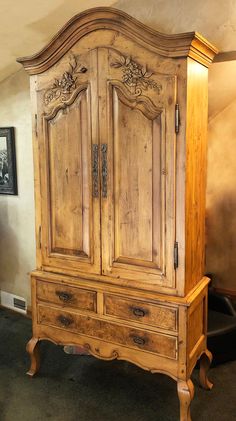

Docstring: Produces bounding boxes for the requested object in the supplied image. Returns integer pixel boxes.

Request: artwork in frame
[0,127,17,195]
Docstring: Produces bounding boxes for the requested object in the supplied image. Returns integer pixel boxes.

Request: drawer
[38,304,177,360]
[36,280,97,312]
[104,294,177,332]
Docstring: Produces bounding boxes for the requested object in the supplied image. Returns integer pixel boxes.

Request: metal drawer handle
[133,307,146,318]
[57,315,73,327]
[132,336,146,346]
[56,291,73,302]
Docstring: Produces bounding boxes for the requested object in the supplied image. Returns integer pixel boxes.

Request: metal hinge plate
[174,241,178,269]
[34,114,38,137]
[38,225,42,249]
[175,104,180,133]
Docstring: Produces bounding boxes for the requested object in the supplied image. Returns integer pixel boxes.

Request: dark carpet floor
[0,307,235,421]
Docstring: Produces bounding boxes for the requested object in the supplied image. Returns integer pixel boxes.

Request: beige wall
[2,0,236,83]
[206,68,236,292]
[0,70,35,305]
[0,2,236,305]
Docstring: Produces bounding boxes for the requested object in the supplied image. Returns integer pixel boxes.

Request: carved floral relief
[44,54,87,105]
[111,55,162,96]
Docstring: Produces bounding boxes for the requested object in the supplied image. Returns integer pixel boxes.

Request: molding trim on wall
[213,51,236,62]
[214,287,236,299]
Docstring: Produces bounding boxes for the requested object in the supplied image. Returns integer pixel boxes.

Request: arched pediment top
[17,7,218,74]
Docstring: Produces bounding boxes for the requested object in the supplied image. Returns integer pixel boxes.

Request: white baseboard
[0,290,27,314]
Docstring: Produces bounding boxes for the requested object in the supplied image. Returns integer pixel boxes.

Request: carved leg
[26,337,40,377]
[199,349,213,390]
[177,379,194,421]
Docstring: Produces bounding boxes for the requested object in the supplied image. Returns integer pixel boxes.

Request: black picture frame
[0,127,17,195]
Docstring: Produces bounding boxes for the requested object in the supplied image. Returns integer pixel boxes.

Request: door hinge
[175,104,180,134]
[174,241,178,269]
[38,225,42,249]
[34,114,38,137]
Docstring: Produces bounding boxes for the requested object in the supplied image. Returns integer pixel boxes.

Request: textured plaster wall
[0,1,236,304]
[206,77,236,292]
[2,0,236,83]
[0,70,35,305]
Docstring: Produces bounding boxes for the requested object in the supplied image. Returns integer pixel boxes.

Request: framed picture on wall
[0,127,17,195]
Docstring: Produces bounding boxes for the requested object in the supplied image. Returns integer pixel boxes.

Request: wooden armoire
[17,8,218,421]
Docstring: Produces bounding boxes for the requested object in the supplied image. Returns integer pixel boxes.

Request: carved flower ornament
[44,54,87,105]
[111,55,162,96]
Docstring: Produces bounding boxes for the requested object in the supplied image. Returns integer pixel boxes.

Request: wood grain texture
[101,47,176,288]
[30,76,42,270]
[185,58,209,295]
[26,337,40,377]
[186,285,209,378]
[16,7,218,74]
[47,90,90,257]
[199,350,213,390]
[177,379,195,421]
[32,270,210,307]
[18,8,217,420]
[38,304,177,359]
[188,300,204,357]
[38,49,101,276]
[104,294,177,331]
[36,280,97,312]
[31,324,180,380]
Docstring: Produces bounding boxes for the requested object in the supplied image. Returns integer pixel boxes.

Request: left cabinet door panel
[37,50,101,275]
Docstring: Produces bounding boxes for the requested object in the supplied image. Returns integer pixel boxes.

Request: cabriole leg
[26,337,40,377]
[177,379,194,421]
[199,349,213,390]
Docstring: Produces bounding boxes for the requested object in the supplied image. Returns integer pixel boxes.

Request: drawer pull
[57,315,73,327]
[132,336,146,346]
[56,291,73,302]
[133,307,146,318]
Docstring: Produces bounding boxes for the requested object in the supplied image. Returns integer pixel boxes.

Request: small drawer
[104,294,177,331]
[36,280,96,312]
[38,305,177,360]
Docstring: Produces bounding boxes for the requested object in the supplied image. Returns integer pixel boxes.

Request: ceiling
[209,60,236,119]
[0,0,113,83]
[1,0,236,118]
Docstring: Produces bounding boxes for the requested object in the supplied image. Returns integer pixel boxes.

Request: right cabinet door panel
[100,48,177,289]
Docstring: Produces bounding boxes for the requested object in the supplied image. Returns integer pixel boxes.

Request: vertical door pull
[92,144,99,197]
[101,144,108,198]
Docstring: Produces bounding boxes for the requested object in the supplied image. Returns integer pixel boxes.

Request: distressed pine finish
[104,294,178,331]
[17,7,218,421]
[36,281,97,312]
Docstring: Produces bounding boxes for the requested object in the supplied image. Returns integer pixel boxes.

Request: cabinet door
[99,48,176,289]
[38,50,101,275]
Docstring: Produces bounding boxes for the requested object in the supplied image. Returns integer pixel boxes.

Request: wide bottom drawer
[38,304,177,360]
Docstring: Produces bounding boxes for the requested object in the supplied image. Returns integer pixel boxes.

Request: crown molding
[17,7,218,74]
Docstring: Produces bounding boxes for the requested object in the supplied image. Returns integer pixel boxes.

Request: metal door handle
[92,144,99,197]
[101,144,108,198]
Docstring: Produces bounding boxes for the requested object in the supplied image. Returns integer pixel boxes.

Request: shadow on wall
[0,201,19,294]
[206,191,236,291]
